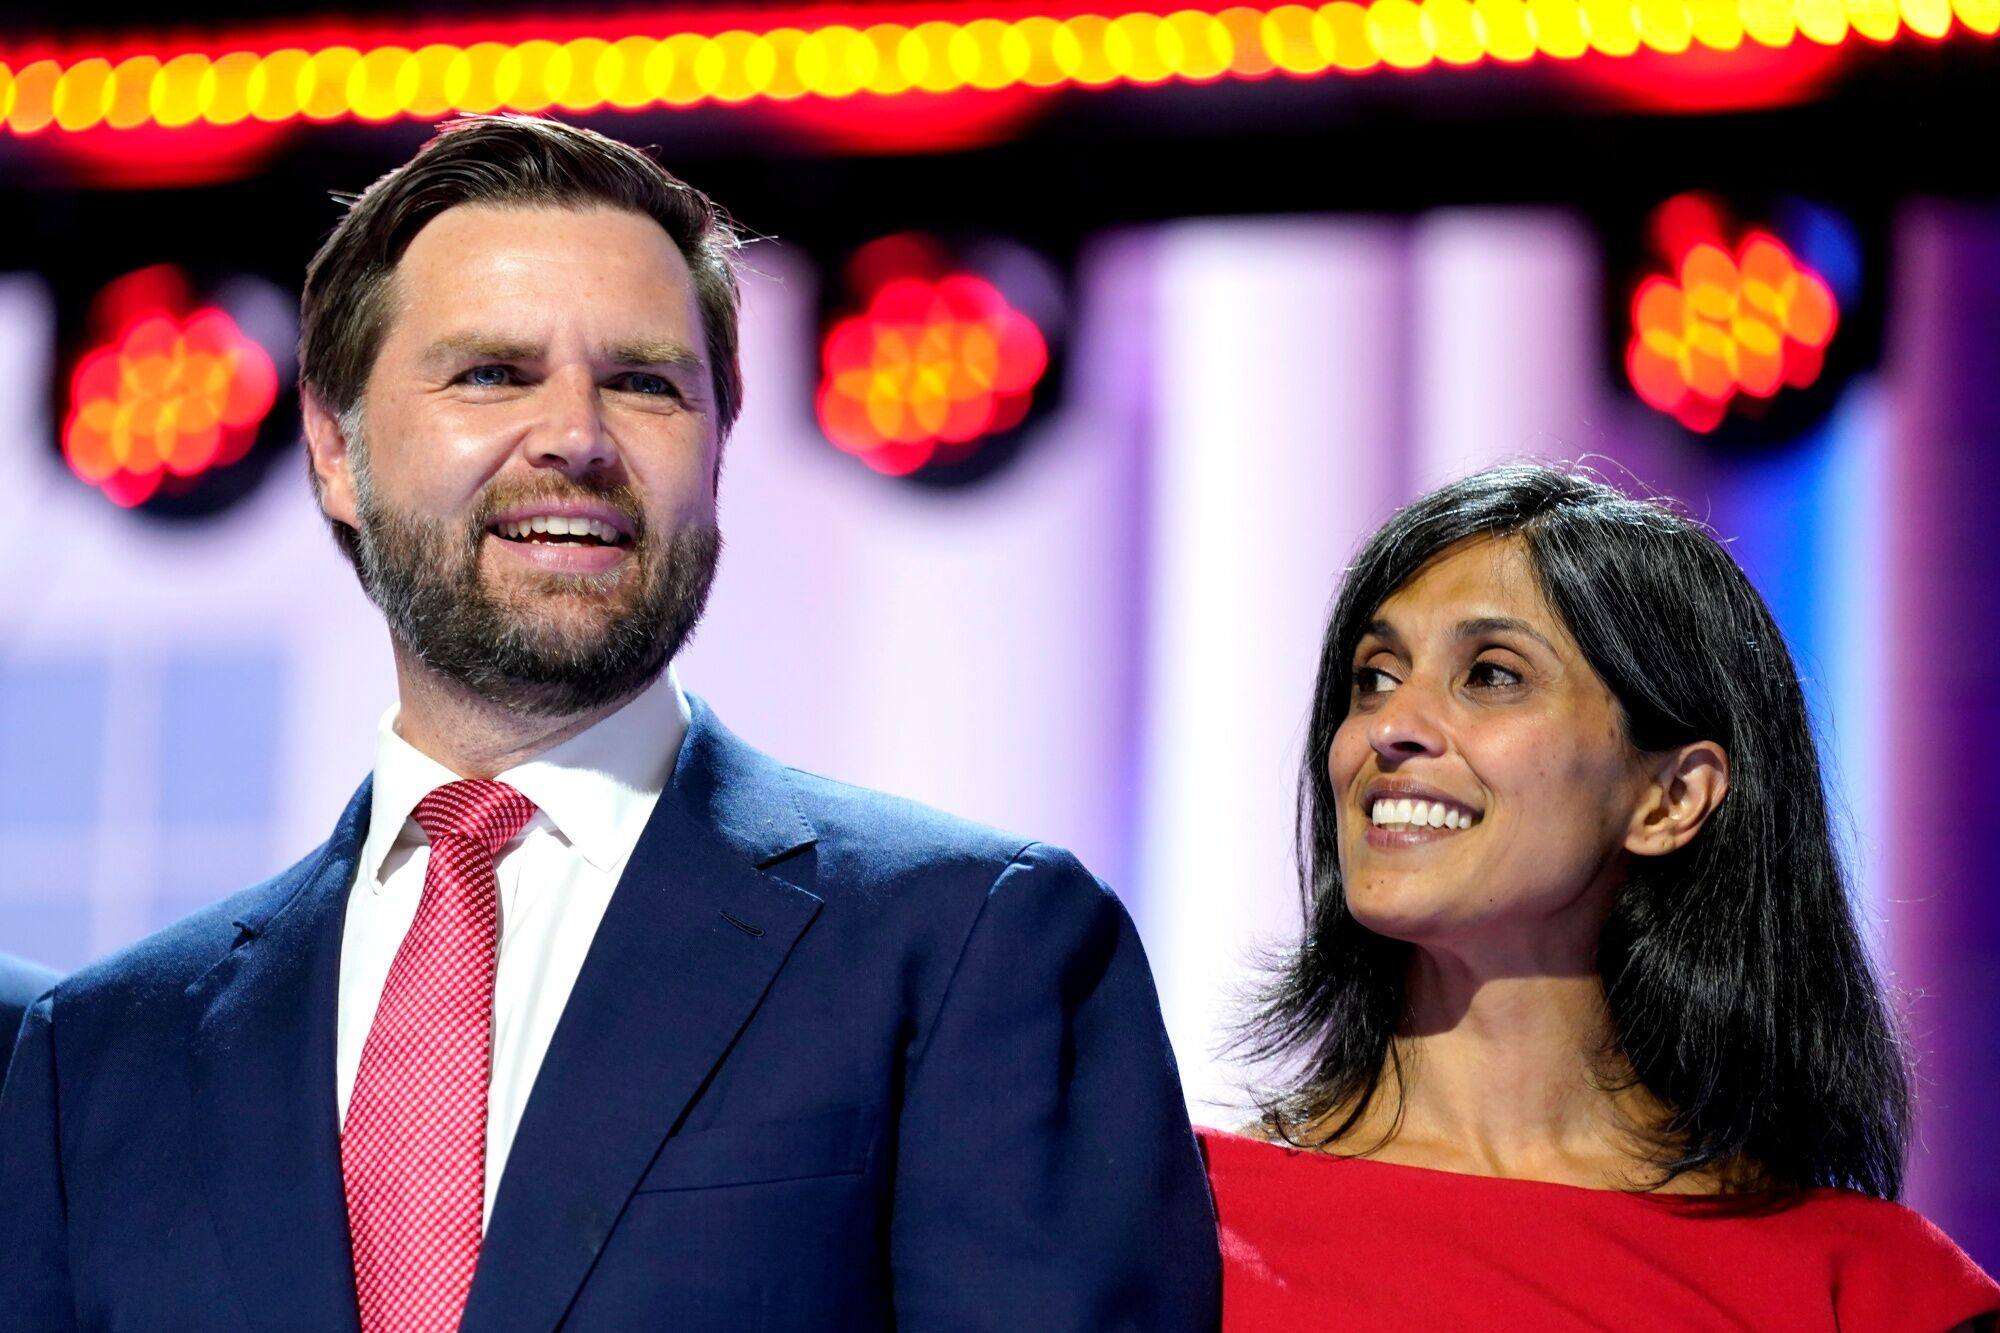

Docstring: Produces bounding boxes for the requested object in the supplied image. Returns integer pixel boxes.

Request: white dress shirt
[336,668,690,1229]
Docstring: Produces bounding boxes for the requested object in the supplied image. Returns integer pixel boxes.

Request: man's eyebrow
[417,334,706,373]
[420,333,541,367]
[1455,615,1557,652]
[605,339,706,372]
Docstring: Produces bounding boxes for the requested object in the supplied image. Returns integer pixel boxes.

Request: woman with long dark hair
[1199,464,1999,1328]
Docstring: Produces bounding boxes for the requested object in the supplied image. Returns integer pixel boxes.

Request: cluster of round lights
[4,0,1996,134]
[64,307,279,507]
[817,274,1049,476]
[1626,231,1837,432]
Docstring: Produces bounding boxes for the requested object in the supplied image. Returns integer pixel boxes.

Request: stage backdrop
[4,204,1994,1262]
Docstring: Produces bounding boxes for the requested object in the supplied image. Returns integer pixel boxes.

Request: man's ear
[300,386,362,531]
[1625,741,1730,858]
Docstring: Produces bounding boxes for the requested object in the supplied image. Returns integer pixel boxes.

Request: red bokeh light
[1626,205,1837,433]
[63,272,279,507]
[816,267,1048,476]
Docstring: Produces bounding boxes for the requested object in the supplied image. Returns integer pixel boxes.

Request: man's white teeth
[494,516,624,543]
[1369,798,1476,831]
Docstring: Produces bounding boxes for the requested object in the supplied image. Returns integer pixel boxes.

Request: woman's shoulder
[1760,1189,2000,1325]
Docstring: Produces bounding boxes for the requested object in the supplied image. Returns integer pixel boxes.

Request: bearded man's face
[311,203,727,714]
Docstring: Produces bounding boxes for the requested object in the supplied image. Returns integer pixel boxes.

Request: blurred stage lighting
[817,234,1054,480]
[3,0,1995,140]
[62,265,281,508]
[1625,193,1839,434]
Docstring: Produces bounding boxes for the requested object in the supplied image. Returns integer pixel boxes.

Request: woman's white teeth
[1369,798,1475,831]
[495,516,624,543]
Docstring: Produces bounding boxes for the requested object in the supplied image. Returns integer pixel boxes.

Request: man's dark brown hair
[298,114,744,564]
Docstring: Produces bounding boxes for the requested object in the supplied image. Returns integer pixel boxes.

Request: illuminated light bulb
[451,42,508,113]
[151,53,210,129]
[1526,0,1594,53]
[1263,5,1334,73]
[1953,0,2000,34]
[949,19,1009,88]
[247,49,310,122]
[1220,6,1283,73]
[1062,15,1122,85]
[493,39,558,112]
[1898,0,1955,34]
[1627,339,1689,411]
[907,21,963,92]
[1730,315,1785,396]
[54,58,112,132]
[549,38,607,111]
[1580,0,1644,53]
[1318,2,1383,67]
[1633,276,1688,335]
[1781,272,1837,346]
[300,47,361,121]
[101,55,158,128]
[1794,0,1852,40]
[1636,0,1699,50]
[1686,0,1747,49]
[1680,243,1741,319]
[403,43,459,117]
[1368,0,1438,66]
[1739,0,1802,43]
[200,51,260,126]
[1844,0,1905,37]
[1423,0,1489,64]
[1005,16,1064,86]
[8,59,60,135]
[596,36,650,108]
[1167,11,1234,78]
[348,46,415,122]
[1109,12,1177,82]
[860,24,915,94]
[799,25,873,96]
[1475,0,1542,61]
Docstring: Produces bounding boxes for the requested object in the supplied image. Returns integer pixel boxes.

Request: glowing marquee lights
[1625,208,1838,433]
[64,287,280,508]
[817,272,1049,476]
[2,0,1996,137]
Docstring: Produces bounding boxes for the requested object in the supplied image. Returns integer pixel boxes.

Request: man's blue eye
[624,373,674,396]
[463,365,513,387]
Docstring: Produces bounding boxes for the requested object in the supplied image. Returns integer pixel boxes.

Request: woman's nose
[1368,681,1447,760]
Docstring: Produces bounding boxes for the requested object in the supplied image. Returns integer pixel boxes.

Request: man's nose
[529,367,617,475]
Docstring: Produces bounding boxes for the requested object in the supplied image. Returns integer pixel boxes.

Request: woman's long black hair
[1238,463,1910,1197]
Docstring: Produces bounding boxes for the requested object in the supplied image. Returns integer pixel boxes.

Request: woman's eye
[1354,666,1399,695]
[1468,660,1523,689]
[459,364,516,388]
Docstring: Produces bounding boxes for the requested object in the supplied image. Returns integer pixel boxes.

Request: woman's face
[1328,534,1656,965]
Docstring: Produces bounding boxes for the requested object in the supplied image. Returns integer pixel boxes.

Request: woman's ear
[300,386,362,531]
[1625,741,1730,858]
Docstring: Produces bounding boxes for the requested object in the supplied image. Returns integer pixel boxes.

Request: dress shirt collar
[359,667,691,889]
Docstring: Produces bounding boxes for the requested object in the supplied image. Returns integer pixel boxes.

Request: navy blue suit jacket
[0,952,57,1070]
[0,697,1219,1330]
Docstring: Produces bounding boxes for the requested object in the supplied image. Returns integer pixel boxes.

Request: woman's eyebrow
[1455,615,1556,653]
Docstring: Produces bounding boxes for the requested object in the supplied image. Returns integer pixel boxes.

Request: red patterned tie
[343,779,537,1333]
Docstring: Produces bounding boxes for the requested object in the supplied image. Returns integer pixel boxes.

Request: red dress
[1198,1126,2000,1331]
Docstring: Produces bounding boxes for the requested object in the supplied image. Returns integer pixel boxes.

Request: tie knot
[411,779,537,856]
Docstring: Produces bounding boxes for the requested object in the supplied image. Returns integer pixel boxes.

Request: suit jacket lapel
[461,698,822,1333]
[186,780,370,1333]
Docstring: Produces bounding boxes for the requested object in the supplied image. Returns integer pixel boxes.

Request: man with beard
[0,117,1218,1331]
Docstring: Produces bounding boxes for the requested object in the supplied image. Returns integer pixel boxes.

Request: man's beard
[351,460,720,719]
